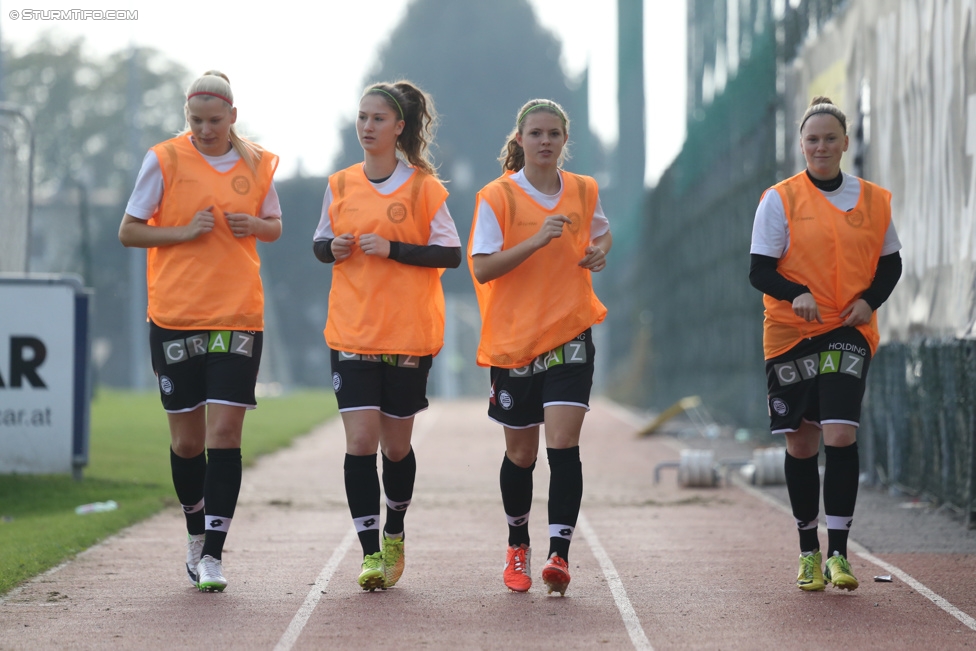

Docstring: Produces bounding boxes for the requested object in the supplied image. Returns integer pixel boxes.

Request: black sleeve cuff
[388,242,462,269]
[313,239,335,264]
[860,252,902,310]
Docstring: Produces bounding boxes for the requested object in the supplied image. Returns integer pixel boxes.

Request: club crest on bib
[387,201,407,223]
[231,175,251,195]
[566,212,581,233]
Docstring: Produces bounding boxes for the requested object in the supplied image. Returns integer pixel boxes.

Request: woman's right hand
[792,292,824,324]
[533,214,571,248]
[331,233,356,261]
[185,206,215,241]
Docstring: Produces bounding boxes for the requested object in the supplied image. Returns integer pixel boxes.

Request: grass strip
[0,388,335,595]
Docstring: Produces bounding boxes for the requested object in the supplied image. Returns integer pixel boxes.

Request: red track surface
[2,399,974,650]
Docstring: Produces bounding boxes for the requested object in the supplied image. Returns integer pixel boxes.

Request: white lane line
[850,543,976,631]
[274,527,356,651]
[578,511,654,651]
[275,410,441,651]
[733,477,976,631]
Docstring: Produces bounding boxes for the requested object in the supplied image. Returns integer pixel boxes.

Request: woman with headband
[749,96,902,591]
[468,99,611,596]
[313,80,461,591]
[119,70,282,592]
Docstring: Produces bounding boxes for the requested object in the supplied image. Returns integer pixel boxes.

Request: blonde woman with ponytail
[119,70,281,593]
[468,99,612,596]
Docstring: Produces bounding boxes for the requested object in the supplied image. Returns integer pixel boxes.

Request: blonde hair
[498,99,571,172]
[362,81,440,178]
[182,70,263,173]
[799,95,848,134]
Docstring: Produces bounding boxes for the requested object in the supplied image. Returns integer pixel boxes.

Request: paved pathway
[2,399,975,650]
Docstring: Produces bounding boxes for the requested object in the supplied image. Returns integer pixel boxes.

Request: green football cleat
[358,551,386,592]
[796,550,825,591]
[382,535,405,587]
[825,552,859,590]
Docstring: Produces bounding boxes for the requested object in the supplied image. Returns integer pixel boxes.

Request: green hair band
[517,102,563,126]
[370,87,404,119]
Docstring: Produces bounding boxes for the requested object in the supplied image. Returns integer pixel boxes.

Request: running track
[2,399,975,650]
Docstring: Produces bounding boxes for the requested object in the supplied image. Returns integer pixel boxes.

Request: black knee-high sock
[344,453,381,556]
[171,448,206,535]
[382,448,416,537]
[201,447,242,560]
[500,455,535,547]
[547,446,582,562]
[823,442,859,558]
[784,450,821,553]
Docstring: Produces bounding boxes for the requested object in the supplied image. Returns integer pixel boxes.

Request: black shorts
[149,321,263,413]
[765,327,872,434]
[487,329,595,428]
[330,349,433,418]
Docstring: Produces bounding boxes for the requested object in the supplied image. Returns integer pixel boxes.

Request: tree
[2,35,191,196]
[1,36,192,388]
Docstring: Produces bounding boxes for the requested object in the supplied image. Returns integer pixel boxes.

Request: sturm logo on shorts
[771,398,789,416]
[498,390,514,410]
[332,372,342,392]
[159,376,174,395]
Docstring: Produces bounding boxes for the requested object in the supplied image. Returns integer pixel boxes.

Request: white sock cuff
[506,511,530,528]
[205,515,232,533]
[182,498,205,514]
[825,514,853,530]
[385,497,411,512]
[795,517,819,531]
[549,524,574,541]
[353,515,381,532]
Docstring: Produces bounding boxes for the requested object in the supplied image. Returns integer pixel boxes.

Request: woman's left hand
[840,298,873,326]
[359,233,391,258]
[579,245,607,272]
[225,212,258,238]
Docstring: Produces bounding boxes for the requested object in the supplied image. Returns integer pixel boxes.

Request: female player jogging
[312,81,461,591]
[468,98,611,596]
[119,70,281,592]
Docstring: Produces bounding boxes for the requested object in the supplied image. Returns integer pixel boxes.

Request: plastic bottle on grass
[75,501,118,515]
